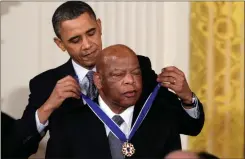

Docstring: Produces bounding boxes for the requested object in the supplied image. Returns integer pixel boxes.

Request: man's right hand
[37,75,81,124]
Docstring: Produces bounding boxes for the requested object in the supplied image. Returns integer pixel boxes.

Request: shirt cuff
[35,110,49,135]
[181,96,200,119]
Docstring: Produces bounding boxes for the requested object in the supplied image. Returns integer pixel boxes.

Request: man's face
[55,12,102,69]
[101,54,142,108]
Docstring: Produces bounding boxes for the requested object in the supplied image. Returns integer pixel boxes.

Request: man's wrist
[35,110,49,134]
[41,102,56,112]
[38,104,54,124]
[181,92,196,107]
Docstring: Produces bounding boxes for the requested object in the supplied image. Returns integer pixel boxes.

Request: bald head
[96,44,137,73]
[93,44,142,114]
[165,150,199,159]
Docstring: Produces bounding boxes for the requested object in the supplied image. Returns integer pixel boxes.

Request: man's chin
[83,62,96,69]
[121,101,137,108]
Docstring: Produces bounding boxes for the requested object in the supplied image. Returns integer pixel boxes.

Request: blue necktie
[85,71,97,100]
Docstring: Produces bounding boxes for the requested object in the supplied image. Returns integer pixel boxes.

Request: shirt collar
[98,95,134,127]
[71,59,96,81]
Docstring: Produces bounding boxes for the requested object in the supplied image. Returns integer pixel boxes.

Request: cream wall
[1,2,190,158]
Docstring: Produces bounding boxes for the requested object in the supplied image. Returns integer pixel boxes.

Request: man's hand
[38,75,81,124]
[157,66,193,104]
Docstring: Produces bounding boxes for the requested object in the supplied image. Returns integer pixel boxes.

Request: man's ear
[96,18,102,36]
[93,72,102,89]
[54,37,66,52]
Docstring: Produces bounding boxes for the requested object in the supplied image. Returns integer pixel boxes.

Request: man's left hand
[157,66,193,104]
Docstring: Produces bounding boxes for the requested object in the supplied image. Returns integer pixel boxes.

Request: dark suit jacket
[1,112,15,138]
[46,95,183,159]
[2,112,16,158]
[5,56,205,159]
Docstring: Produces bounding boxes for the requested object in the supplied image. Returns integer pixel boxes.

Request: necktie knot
[86,71,95,83]
[112,115,124,126]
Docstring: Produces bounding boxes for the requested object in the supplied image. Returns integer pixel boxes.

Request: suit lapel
[132,87,150,126]
[57,58,77,79]
[83,98,112,158]
[88,112,111,158]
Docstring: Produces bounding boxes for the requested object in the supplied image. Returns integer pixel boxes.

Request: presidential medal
[122,142,135,157]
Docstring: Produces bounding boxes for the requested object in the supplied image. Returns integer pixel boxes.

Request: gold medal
[122,142,135,157]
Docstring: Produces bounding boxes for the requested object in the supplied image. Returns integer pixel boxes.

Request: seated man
[47,44,184,159]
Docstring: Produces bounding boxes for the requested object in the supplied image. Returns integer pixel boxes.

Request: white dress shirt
[35,59,200,134]
[98,95,134,137]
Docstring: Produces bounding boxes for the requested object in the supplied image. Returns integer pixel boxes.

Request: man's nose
[82,36,92,50]
[124,74,135,85]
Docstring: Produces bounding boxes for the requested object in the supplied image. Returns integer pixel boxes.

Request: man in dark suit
[1,112,15,138]
[6,1,204,158]
[2,112,16,158]
[47,44,183,158]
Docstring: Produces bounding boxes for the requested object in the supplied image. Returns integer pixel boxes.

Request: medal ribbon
[80,83,161,142]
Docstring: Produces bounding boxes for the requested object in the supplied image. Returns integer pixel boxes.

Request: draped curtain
[188,2,244,158]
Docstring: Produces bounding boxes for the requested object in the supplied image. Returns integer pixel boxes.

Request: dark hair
[198,152,219,159]
[52,1,96,39]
